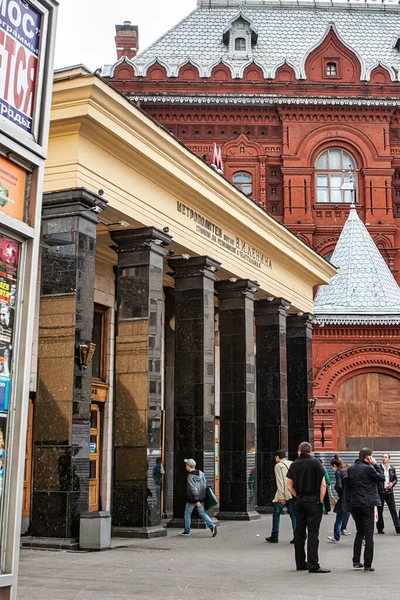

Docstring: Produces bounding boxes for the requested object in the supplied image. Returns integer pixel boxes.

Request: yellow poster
[0,157,26,222]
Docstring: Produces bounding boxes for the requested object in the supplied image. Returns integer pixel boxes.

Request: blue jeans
[272,499,296,537]
[184,502,214,533]
[333,512,345,541]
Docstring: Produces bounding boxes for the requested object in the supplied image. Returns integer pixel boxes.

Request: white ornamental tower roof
[314,206,400,325]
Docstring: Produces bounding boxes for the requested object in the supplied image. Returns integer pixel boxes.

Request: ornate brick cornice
[128,94,400,110]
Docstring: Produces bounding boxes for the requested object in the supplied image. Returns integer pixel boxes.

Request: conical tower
[314,206,400,325]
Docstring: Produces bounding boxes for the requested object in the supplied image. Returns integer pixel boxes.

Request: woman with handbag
[327,455,351,543]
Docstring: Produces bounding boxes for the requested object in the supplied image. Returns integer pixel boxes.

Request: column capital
[110,226,172,255]
[287,312,314,331]
[167,256,221,280]
[216,279,259,300]
[255,297,291,316]
[42,188,107,223]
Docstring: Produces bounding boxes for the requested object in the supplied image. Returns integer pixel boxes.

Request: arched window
[233,172,252,195]
[316,149,356,203]
[323,250,334,263]
[235,37,247,52]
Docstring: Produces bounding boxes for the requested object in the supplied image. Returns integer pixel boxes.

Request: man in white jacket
[266,450,296,543]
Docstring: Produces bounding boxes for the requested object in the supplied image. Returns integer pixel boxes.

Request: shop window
[92,307,106,381]
[235,37,247,52]
[233,172,252,196]
[326,62,337,76]
[316,149,356,203]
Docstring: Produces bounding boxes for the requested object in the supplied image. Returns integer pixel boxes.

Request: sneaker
[327,536,339,544]
[377,530,385,534]
[211,525,218,538]
[353,562,364,569]
[179,531,191,536]
[341,530,351,536]
[265,536,278,543]
[364,567,375,572]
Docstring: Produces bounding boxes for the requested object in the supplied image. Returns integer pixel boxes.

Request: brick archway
[313,346,400,450]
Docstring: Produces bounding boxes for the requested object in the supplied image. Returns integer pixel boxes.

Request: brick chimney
[115,21,139,60]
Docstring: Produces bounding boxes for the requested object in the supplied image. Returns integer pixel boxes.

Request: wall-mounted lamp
[79,343,96,369]
[308,397,317,412]
[229,277,238,283]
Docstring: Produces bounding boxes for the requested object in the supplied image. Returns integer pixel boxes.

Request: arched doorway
[336,373,400,451]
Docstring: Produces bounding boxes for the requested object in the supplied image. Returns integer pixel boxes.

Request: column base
[216,511,261,521]
[111,525,167,539]
[21,536,79,550]
[256,506,274,515]
[166,517,219,529]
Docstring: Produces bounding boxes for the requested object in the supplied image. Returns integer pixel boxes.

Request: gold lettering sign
[176,201,272,271]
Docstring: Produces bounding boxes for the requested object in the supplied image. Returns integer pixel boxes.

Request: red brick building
[104,0,400,451]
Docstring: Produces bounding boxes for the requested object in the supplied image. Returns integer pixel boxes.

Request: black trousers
[294,497,323,571]
[377,492,400,533]
[352,506,375,568]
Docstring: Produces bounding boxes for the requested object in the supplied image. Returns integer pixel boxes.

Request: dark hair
[275,449,286,459]
[298,441,312,454]
[330,454,346,470]
[359,447,373,461]
[382,453,391,459]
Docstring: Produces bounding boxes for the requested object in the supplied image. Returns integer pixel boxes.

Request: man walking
[266,450,296,544]
[347,448,385,572]
[376,453,400,534]
[180,458,217,537]
[287,442,330,573]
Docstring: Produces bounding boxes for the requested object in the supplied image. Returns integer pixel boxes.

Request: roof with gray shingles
[104,0,400,81]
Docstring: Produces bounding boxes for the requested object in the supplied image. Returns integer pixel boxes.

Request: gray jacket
[187,469,207,503]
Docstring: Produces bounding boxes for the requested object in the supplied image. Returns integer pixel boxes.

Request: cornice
[50,70,337,287]
[128,94,400,109]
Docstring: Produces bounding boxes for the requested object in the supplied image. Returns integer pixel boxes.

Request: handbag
[204,486,218,512]
[328,486,337,507]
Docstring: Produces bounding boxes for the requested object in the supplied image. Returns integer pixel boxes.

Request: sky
[54,0,197,71]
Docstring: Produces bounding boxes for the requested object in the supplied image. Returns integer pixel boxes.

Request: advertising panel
[0,234,19,553]
[0,156,26,221]
[0,0,42,134]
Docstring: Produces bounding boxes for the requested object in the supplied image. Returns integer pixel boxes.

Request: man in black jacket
[377,453,400,534]
[180,458,217,537]
[287,442,330,574]
[347,448,385,572]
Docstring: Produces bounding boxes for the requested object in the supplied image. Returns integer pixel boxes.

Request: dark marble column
[255,298,290,512]
[216,280,260,521]
[110,227,171,538]
[163,286,175,518]
[31,189,106,544]
[287,313,314,459]
[167,257,220,528]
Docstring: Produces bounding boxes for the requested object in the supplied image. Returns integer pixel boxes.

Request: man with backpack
[180,458,218,537]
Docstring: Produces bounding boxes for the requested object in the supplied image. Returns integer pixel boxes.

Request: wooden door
[89,404,101,512]
[336,373,400,450]
[22,399,33,519]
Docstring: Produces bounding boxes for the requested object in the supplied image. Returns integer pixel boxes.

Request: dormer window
[235,37,247,52]
[222,13,258,60]
[326,62,337,76]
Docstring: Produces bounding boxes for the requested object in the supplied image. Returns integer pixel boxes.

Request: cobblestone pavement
[18,513,400,600]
